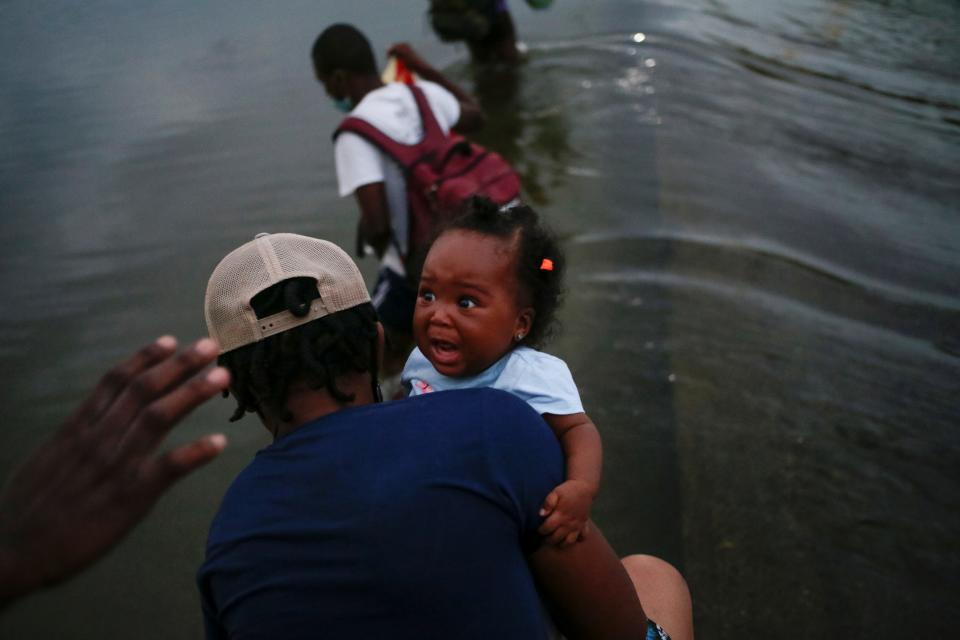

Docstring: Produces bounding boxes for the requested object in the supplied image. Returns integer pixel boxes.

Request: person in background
[428,0,555,64]
[311,24,485,385]
[0,337,230,608]
[198,232,693,639]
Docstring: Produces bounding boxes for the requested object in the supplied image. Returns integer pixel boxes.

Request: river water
[1,1,957,637]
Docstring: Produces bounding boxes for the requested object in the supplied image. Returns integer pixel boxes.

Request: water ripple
[570,230,960,357]
[573,229,960,311]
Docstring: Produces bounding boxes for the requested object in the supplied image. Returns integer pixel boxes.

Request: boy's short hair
[311,24,377,78]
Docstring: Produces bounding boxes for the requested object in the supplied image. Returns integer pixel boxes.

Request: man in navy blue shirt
[198,233,692,639]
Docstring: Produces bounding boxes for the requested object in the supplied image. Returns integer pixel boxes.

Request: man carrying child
[196,231,693,639]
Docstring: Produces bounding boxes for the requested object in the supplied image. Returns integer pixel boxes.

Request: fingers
[118,364,230,460]
[539,490,559,517]
[539,504,590,547]
[141,433,227,498]
[542,523,583,548]
[538,509,564,536]
[98,339,220,446]
[546,525,574,547]
[62,336,178,435]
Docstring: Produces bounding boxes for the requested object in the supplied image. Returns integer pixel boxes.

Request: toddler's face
[414,230,533,378]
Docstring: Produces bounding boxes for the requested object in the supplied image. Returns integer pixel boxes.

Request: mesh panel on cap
[205,243,271,352]
[267,234,369,312]
[205,233,370,354]
[273,235,367,310]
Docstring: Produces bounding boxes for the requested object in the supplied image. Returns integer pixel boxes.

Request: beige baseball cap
[204,233,370,354]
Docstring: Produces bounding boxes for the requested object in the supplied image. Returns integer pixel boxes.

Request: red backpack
[333,84,521,276]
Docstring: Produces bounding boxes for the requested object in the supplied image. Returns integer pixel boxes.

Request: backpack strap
[332,84,450,169]
[406,83,448,149]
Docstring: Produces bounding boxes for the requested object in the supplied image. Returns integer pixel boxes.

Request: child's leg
[621,555,694,640]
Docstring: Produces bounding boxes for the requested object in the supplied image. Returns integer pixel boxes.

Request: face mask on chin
[332,96,354,113]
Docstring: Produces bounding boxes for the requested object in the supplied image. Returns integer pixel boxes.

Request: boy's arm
[529,523,648,639]
[540,412,603,545]
[353,182,392,259]
[335,131,392,260]
[387,42,486,133]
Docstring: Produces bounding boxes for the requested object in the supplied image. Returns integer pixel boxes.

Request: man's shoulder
[403,386,541,418]
[396,389,562,484]
[395,388,551,439]
[213,390,555,507]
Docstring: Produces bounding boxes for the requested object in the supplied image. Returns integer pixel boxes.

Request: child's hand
[538,480,596,547]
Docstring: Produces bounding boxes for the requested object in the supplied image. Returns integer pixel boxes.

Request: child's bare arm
[538,412,603,547]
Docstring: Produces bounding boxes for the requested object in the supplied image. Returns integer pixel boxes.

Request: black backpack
[428,0,498,42]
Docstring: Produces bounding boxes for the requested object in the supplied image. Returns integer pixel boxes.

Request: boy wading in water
[402,197,601,545]
[311,24,485,383]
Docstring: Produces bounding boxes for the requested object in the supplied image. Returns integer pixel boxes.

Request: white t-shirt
[334,81,461,271]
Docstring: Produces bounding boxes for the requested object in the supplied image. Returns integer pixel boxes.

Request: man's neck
[264,373,377,440]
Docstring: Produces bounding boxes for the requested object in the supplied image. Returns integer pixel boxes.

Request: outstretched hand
[0,337,230,606]
[538,479,596,547]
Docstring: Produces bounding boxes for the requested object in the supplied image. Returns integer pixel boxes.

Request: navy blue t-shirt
[197,388,564,639]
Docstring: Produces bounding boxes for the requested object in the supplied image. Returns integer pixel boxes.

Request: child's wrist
[566,478,599,497]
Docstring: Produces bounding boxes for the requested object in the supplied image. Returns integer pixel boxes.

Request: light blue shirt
[402,346,584,416]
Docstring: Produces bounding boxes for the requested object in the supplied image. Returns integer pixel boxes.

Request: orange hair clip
[540,258,554,271]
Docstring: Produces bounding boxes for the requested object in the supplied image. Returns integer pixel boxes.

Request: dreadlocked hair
[218,277,379,423]
[441,196,566,348]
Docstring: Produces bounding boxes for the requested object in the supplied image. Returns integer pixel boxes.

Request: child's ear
[515,308,535,338]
